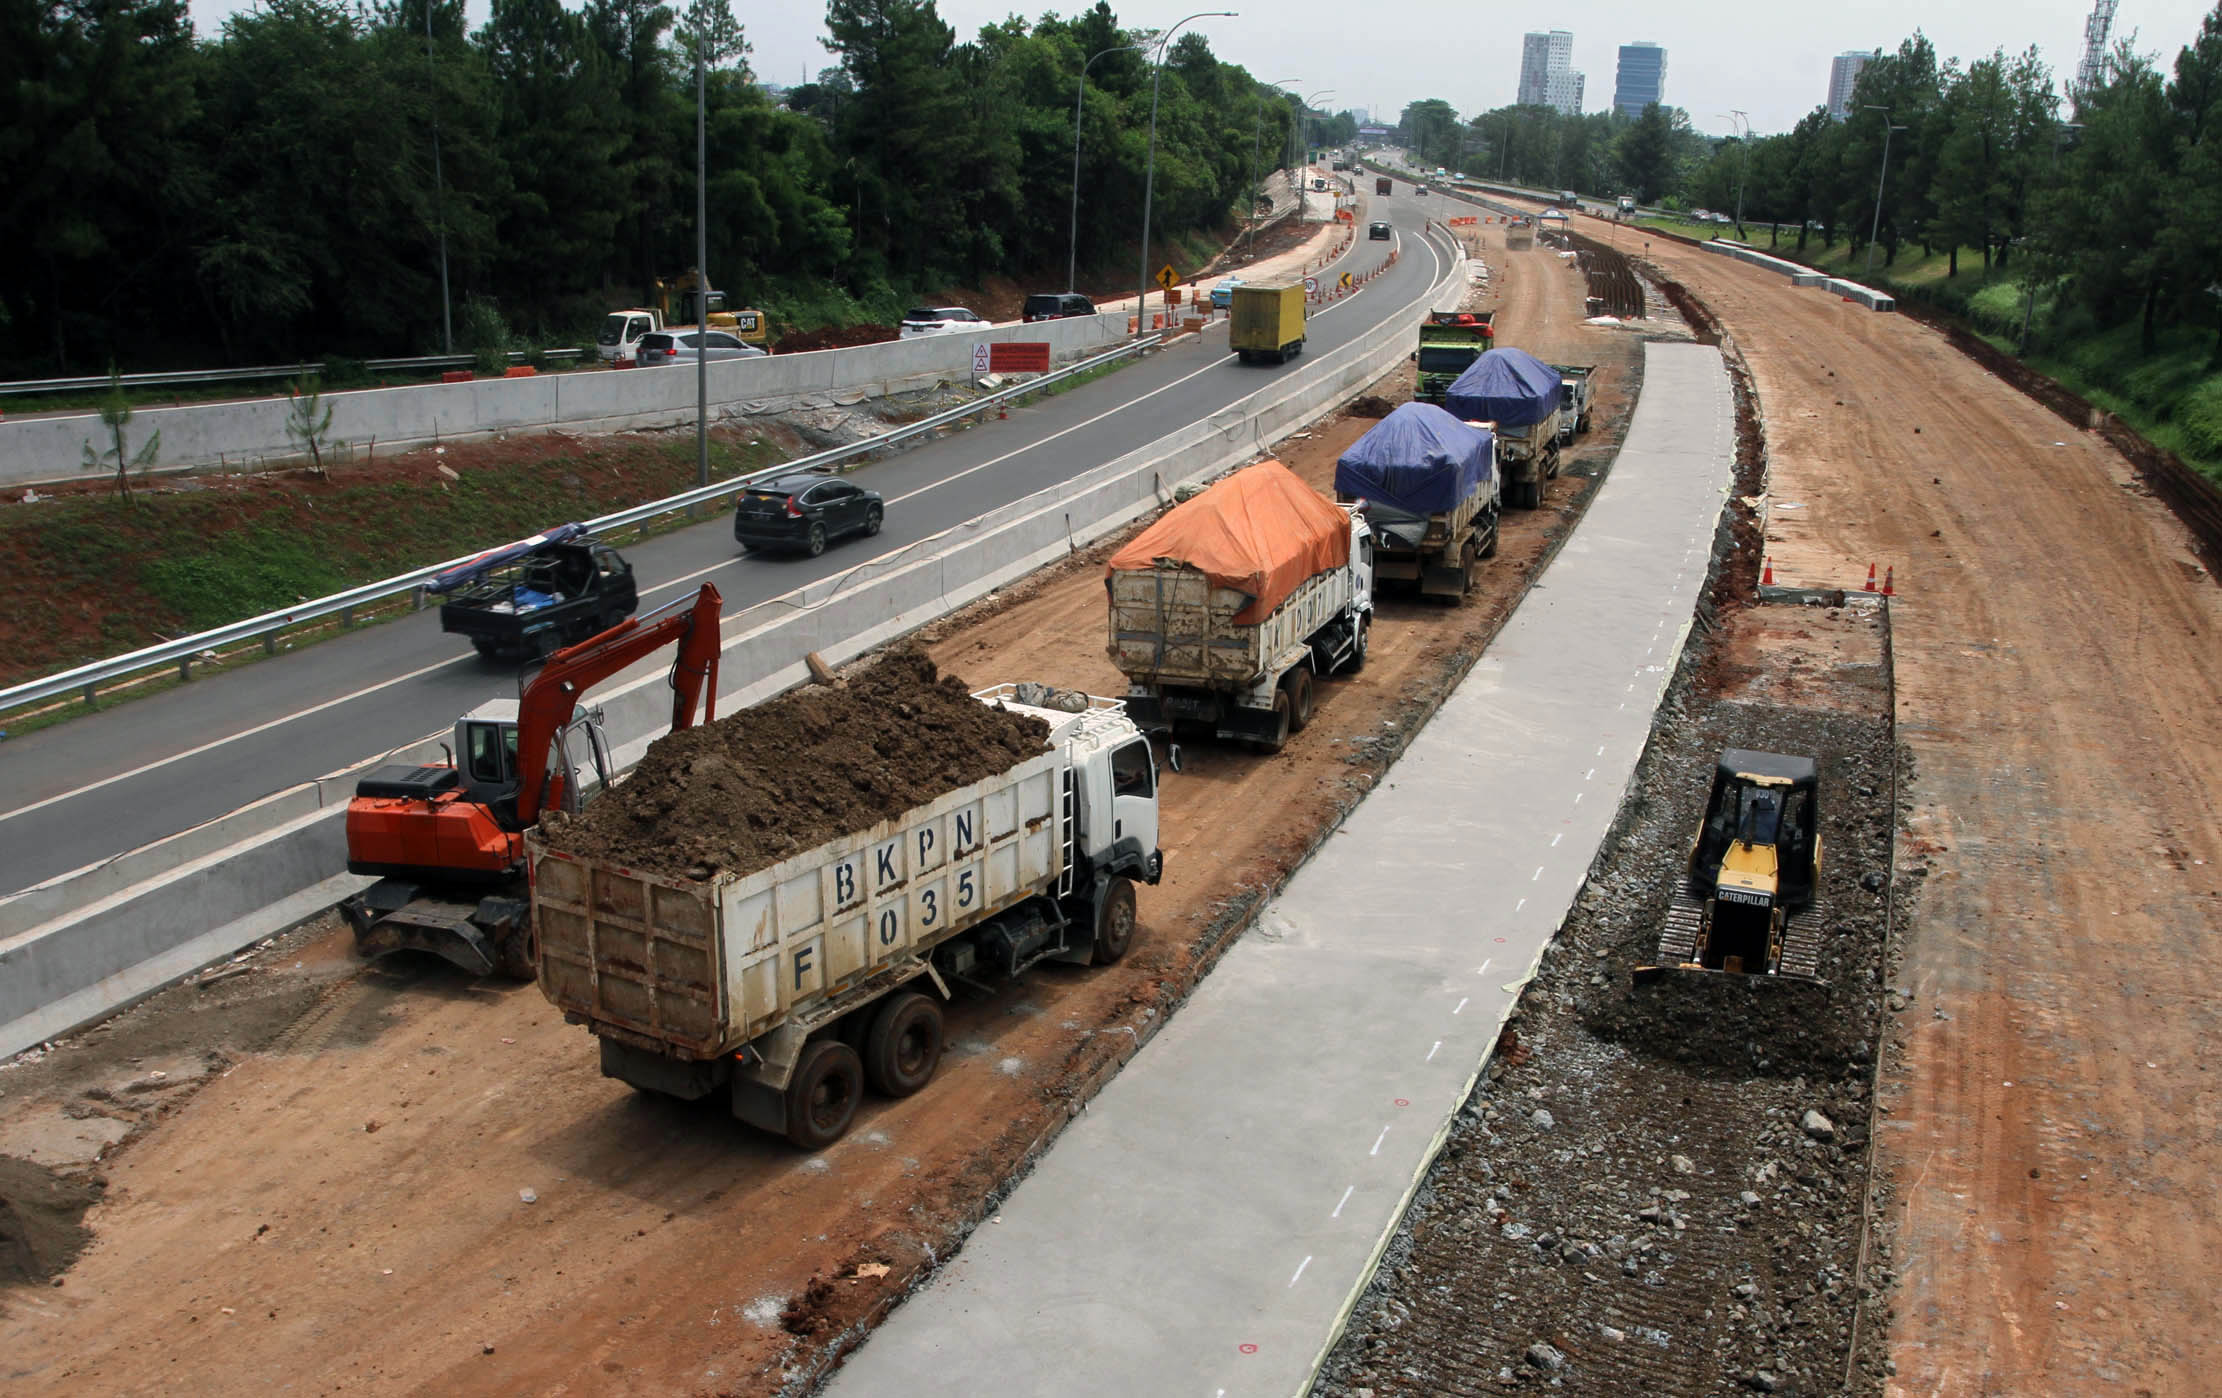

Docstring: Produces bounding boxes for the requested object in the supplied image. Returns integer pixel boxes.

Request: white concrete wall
[0,235,1468,1058]
[1,315,1127,487]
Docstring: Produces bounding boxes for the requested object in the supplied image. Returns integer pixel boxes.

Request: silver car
[637,330,767,365]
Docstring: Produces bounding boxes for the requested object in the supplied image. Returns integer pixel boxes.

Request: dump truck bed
[1108,563,1354,689]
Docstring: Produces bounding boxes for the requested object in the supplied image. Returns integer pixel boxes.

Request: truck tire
[1460,539,1477,596]
[806,523,828,558]
[862,991,943,1098]
[784,1039,863,1150]
[1092,877,1137,965]
[1285,667,1315,733]
[1257,692,1292,753]
[1344,615,1369,673]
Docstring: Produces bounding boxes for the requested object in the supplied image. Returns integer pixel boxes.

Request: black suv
[733,472,885,557]
[1368,221,1392,240]
[1022,292,1097,322]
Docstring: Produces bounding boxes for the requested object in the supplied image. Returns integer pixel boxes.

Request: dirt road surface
[0,226,1634,1395]
[1629,233,2222,1395]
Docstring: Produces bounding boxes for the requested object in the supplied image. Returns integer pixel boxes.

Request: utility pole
[1862,105,1907,279]
[1134,12,1236,337]
[1069,42,1150,293]
[2018,122,2082,353]
[426,0,452,355]
[695,8,709,489]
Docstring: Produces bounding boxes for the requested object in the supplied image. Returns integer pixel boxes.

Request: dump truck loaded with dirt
[530,651,1163,1149]
[1105,460,1372,752]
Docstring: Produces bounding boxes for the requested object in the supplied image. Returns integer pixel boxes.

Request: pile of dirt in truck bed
[772,324,899,355]
[541,648,1048,880]
[0,1156,105,1286]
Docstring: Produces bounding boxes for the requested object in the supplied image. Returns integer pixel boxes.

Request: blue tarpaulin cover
[1333,403,1495,515]
[1442,348,1560,428]
[428,522,588,593]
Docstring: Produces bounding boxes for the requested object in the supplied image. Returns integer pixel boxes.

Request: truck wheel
[1092,877,1137,965]
[1480,519,1500,559]
[1285,668,1315,733]
[1257,693,1292,753]
[783,1039,863,1150]
[1460,539,1477,596]
[806,523,828,557]
[863,991,943,1097]
[1344,615,1369,673]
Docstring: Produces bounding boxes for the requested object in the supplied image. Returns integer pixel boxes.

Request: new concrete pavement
[822,341,1735,1398]
[1,191,1449,897]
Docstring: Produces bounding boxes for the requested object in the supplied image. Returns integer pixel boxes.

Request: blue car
[1210,278,1243,310]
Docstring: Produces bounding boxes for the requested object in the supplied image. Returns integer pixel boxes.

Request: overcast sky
[192,0,2218,135]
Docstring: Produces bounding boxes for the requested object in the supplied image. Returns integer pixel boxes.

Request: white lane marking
[1596,744,1606,756]
[8,230,1449,830]
[0,649,473,827]
[1586,768,1596,781]
[1453,997,1469,1015]
[1551,832,1563,847]
[1332,1185,1355,1218]
[1289,1255,1313,1288]
[1427,1040,1442,1062]
[1370,1126,1390,1156]
[1480,956,1494,972]
[1576,790,1586,802]
[1532,866,1544,881]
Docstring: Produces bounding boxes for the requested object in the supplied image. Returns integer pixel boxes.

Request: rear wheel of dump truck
[1285,667,1315,733]
[784,1039,864,1149]
[863,991,943,1097]
[1256,691,1293,753]
[1092,877,1137,965]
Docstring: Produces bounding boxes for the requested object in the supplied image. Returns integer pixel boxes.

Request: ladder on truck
[1057,766,1076,899]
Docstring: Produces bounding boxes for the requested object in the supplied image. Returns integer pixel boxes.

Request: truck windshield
[1417,347,1480,373]
[596,314,629,346]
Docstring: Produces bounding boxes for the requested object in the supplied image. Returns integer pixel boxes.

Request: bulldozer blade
[353,898,501,978]
[1631,961,1831,990]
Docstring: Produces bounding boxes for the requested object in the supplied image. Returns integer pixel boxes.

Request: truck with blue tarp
[429,523,640,661]
[1333,403,1499,600]
[1443,347,1563,510]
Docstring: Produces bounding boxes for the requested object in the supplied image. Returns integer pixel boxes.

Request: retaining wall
[0,234,1468,1058]
[1698,239,1896,310]
[1,315,1127,488]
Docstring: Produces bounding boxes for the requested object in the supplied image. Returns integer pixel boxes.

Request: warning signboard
[1155,264,1179,292]
[1338,271,1353,290]
[986,341,1051,374]
[971,343,992,375]
[1303,276,1319,296]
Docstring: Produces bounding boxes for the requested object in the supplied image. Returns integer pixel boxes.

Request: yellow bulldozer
[1637,749,1826,983]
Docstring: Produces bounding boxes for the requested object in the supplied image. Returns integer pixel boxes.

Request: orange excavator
[340,584,724,977]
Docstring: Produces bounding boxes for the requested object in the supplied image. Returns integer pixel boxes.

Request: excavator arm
[514,583,723,822]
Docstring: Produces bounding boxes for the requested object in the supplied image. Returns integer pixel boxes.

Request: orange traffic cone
[1863,563,1877,591]
[997,402,1008,420]
[1761,557,1774,585]
[1882,566,1894,596]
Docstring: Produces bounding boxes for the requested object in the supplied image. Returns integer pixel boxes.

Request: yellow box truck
[1229,282,1307,365]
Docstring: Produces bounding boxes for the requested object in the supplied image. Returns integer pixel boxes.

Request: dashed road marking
[1333,1185,1355,1218]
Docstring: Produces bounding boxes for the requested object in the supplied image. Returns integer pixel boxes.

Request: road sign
[1155,264,1179,292]
[987,341,1051,374]
[971,343,991,374]
[1338,272,1353,290]
[1303,276,1319,296]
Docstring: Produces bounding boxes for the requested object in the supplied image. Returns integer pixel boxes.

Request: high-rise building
[1519,30,1582,114]
[1613,42,1666,118]
[1828,51,1874,119]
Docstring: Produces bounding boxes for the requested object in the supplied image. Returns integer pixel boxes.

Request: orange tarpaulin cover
[1106,460,1350,623]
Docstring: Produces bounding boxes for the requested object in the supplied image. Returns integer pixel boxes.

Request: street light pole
[2018,121,2082,354]
[694,7,709,488]
[1134,11,1237,338]
[1862,105,1906,279]
[425,0,452,355]
[1069,41,1150,294]
[1247,77,1299,259]
[1296,88,1334,219]
[1729,110,1749,238]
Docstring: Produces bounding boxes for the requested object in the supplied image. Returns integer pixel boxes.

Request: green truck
[1414,310,1496,404]
[1230,282,1307,365]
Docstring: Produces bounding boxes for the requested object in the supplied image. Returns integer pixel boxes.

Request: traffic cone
[1761,557,1774,585]
[997,402,1008,420]
[1863,563,1877,591]
[1882,566,1894,596]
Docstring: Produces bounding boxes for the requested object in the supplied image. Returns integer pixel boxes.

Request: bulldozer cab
[1691,750,1818,906]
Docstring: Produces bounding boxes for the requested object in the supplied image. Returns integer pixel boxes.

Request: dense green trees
[0,0,1291,375]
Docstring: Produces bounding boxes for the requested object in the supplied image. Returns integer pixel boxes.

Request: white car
[899,306,988,339]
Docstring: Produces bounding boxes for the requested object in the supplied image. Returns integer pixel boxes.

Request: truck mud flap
[600,1036,729,1101]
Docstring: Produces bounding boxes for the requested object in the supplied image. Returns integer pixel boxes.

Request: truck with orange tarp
[1105,460,1374,752]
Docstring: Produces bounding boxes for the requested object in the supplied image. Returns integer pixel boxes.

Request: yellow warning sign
[1155,264,1179,292]
[1338,271,1353,290]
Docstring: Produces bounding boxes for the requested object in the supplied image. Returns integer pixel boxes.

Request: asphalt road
[0,192,1454,897]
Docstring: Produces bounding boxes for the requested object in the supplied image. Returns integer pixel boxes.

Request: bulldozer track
[265,972,376,1058]
[1654,881,1829,980]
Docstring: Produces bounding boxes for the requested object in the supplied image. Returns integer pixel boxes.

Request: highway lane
[0,192,1453,895]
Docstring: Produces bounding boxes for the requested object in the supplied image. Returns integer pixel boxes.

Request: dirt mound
[773,324,898,355]
[1348,394,1394,419]
[0,1156,105,1285]
[542,648,1049,880]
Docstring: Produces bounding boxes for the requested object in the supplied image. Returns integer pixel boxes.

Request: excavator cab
[1638,750,1823,983]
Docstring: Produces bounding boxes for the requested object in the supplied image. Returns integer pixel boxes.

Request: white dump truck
[530,684,1163,1149]
[1334,402,1500,600]
[1106,460,1373,751]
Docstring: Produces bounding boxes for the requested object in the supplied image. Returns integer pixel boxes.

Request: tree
[285,377,336,474]
[1618,103,1676,202]
[81,371,160,505]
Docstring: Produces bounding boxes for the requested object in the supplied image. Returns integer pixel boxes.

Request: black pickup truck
[432,528,638,662]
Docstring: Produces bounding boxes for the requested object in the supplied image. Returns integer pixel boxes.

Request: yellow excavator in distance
[1637,749,1825,983]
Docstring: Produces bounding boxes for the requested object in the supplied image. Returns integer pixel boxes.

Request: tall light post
[1862,105,1907,279]
[1068,41,1151,293]
[694,6,710,488]
[1718,110,1749,239]
[1295,88,1334,218]
[1134,11,1237,338]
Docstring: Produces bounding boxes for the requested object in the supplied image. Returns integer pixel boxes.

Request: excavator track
[1649,880,1829,983]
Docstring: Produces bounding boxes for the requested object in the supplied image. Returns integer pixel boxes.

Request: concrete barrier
[1,315,1128,488]
[1823,278,1897,311]
[0,234,1470,1058]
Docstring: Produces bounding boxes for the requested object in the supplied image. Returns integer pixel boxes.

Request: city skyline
[1613,40,1668,117]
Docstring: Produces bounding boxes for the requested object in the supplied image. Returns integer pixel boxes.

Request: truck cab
[987,687,1164,887]
[597,309,662,363]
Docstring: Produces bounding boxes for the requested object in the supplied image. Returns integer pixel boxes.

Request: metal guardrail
[0,332,1165,714]
[0,350,587,400]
